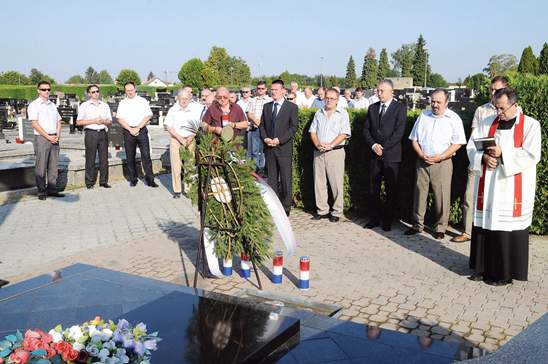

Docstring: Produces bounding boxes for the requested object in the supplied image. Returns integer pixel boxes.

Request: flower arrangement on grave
[181,130,274,266]
[0,317,160,364]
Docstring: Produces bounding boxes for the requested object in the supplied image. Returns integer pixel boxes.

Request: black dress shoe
[329,216,340,223]
[173,193,181,199]
[86,185,94,189]
[285,210,290,217]
[434,232,445,240]
[364,220,380,229]
[100,183,111,188]
[147,181,159,188]
[382,224,392,232]
[129,181,138,187]
[484,279,512,286]
[47,192,65,198]
[468,274,483,281]
[311,214,330,220]
[404,228,420,235]
[38,195,47,201]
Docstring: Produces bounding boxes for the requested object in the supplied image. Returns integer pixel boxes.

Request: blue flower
[134,341,145,356]
[117,319,129,330]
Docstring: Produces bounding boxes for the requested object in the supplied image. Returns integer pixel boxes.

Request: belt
[47,133,57,136]
[84,128,106,132]
[332,145,345,150]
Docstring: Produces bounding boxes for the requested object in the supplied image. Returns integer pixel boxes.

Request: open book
[474,137,496,151]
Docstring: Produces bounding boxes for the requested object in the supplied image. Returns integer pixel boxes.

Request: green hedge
[291,80,546,234]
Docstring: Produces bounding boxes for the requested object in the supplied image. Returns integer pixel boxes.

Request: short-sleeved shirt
[77,99,112,131]
[247,95,272,120]
[353,97,370,110]
[409,109,466,156]
[27,97,61,135]
[237,98,251,113]
[164,102,204,138]
[202,102,247,138]
[116,95,153,127]
[309,107,351,146]
[471,102,497,130]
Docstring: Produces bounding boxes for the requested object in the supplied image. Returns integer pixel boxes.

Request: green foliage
[0,71,30,85]
[344,55,357,88]
[178,58,205,91]
[291,92,547,234]
[377,48,390,81]
[361,48,378,88]
[0,84,166,100]
[517,46,539,75]
[201,46,251,87]
[392,43,415,78]
[412,35,428,86]
[463,73,489,93]
[29,68,56,85]
[483,54,517,77]
[116,69,141,86]
[98,70,113,84]
[85,66,99,83]
[66,75,84,84]
[428,72,448,88]
[182,133,274,264]
[539,43,548,75]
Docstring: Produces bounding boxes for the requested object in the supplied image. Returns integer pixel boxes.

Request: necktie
[272,102,278,121]
[379,103,386,120]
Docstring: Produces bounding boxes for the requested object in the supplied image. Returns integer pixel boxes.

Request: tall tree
[391,43,415,78]
[202,46,231,86]
[228,56,251,86]
[98,70,113,84]
[361,48,378,88]
[428,73,448,88]
[84,66,99,83]
[463,73,489,92]
[412,35,428,87]
[115,69,141,86]
[344,55,357,88]
[377,48,390,81]
[66,75,84,84]
[483,54,517,77]
[539,42,548,74]
[29,68,55,85]
[178,58,205,91]
[0,71,30,85]
[517,46,539,74]
[146,71,156,81]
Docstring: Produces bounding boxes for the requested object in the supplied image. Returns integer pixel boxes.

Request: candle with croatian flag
[240,253,251,278]
[222,257,233,276]
[272,251,283,283]
[299,256,310,290]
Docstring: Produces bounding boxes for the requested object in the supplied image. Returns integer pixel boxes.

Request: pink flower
[9,348,30,364]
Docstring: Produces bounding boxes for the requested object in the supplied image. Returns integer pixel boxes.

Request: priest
[467,88,541,286]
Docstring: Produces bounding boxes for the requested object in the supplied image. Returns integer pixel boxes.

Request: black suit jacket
[259,100,299,157]
[363,100,407,163]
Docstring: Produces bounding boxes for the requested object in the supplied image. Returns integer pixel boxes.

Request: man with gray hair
[164,88,203,198]
[406,89,466,239]
[290,81,305,106]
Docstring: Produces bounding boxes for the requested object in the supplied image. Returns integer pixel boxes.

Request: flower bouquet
[0,317,160,364]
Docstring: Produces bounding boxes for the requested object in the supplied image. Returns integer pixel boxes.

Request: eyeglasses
[217,96,229,100]
[39,88,51,92]
[325,97,338,101]
[256,87,266,90]
[90,90,100,94]
[495,102,516,114]
[241,90,250,93]
[287,97,295,101]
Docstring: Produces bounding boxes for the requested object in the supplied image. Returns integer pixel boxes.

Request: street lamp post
[320,56,324,88]
[424,50,428,88]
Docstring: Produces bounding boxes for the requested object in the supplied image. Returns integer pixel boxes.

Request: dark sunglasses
[256,87,266,90]
[39,88,51,92]
[288,97,295,101]
[90,90,100,94]
[241,90,250,93]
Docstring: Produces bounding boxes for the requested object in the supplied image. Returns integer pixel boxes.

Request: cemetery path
[1,173,547,353]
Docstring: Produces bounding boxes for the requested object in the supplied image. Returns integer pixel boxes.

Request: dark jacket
[259,100,299,157]
[363,100,407,162]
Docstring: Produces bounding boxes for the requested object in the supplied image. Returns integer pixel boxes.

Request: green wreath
[181,133,274,265]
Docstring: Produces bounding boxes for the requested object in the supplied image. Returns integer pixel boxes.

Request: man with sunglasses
[247,81,272,175]
[202,86,247,140]
[237,87,252,113]
[467,88,541,286]
[116,81,157,187]
[76,84,112,189]
[28,81,64,200]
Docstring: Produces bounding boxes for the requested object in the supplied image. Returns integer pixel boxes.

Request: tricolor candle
[240,253,251,278]
[272,251,283,284]
[222,257,233,276]
[298,256,310,290]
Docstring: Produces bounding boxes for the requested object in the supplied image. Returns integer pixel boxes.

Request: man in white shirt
[290,81,305,106]
[76,84,112,189]
[333,87,348,109]
[343,89,355,108]
[368,88,380,105]
[452,76,508,243]
[299,87,316,108]
[28,81,64,200]
[406,89,466,239]
[116,81,157,187]
[353,87,370,110]
[237,86,252,113]
[164,89,202,198]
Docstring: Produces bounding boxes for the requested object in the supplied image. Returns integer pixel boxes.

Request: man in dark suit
[259,79,299,216]
[363,79,407,231]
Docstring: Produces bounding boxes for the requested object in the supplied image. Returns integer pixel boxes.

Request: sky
[2,0,547,84]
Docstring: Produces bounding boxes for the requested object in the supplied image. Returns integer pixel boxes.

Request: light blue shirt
[309,107,351,145]
[409,108,466,156]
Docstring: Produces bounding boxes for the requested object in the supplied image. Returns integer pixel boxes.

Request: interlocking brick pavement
[1,173,547,353]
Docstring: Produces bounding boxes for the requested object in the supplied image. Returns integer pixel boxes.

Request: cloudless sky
[2,0,546,84]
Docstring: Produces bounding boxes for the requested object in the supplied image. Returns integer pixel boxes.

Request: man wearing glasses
[116,81,157,187]
[237,87,252,113]
[76,85,112,189]
[309,88,351,222]
[202,86,247,139]
[247,81,272,175]
[467,88,541,286]
[28,81,64,200]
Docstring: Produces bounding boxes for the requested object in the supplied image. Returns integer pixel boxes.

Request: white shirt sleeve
[308,111,319,133]
[27,102,38,121]
[451,117,467,145]
[116,100,128,120]
[500,117,542,177]
[409,115,421,141]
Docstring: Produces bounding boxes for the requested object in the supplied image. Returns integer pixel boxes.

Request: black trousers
[369,158,400,223]
[123,127,154,183]
[265,151,292,213]
[84,129,109,185]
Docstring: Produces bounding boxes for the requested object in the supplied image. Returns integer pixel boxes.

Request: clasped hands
[421,154,444,165]
[482,145,502,170]
[315,143,334,152]
[178,136,194,147]
[264,137,280,147]
[48,134,59,144]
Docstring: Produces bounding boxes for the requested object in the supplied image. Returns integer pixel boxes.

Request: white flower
[101,328,113,340]
[72,342,85,351]
[48,329,63,343]
[87,325,99,336]
[69,325,84,340]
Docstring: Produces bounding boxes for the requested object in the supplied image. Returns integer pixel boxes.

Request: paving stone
[399,320,419,329]
[431,326,451,335]
[410,329,430,337]
[379,323,399,331]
